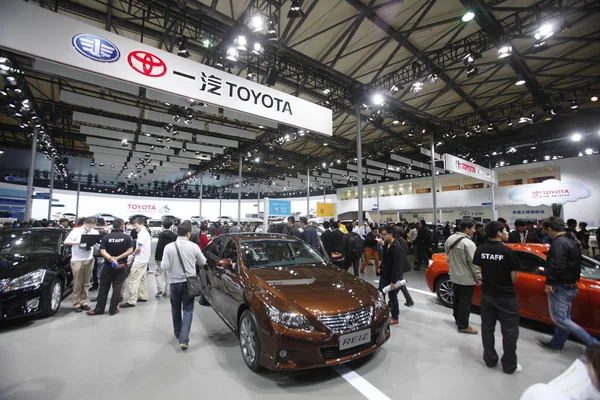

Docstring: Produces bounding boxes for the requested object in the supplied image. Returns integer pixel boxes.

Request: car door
[202,236,228,305]
[513,251,549,322]
[215,238,244,327]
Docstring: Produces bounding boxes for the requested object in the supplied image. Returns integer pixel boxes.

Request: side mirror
[330,252,344,262]
[218,258,234,270]
[538,266,545,274]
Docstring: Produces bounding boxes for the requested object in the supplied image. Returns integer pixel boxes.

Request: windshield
[581,256,600,281]
[241,239,326,269]
[148,220,162,227]
[0,231,61,254]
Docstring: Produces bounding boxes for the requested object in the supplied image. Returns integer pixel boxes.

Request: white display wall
[0,182,336,221]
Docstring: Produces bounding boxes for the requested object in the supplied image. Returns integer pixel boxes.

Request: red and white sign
[127,203,157,213]
[443,153,497,184]
[508,179,591,206]
[127,51,167,77]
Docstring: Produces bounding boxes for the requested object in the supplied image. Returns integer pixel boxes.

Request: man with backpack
[344,222,364,277]
[444,220,481,334]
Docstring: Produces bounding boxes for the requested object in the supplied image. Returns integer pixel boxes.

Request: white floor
[0,266,584,400]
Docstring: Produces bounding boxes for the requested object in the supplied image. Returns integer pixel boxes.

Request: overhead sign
[508,179,590,206]
[269,200,291,216]
[443,153,497,184]
[0,1,333,136]
[316,203,335,217]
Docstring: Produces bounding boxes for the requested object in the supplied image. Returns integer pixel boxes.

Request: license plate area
[339,328,371,350]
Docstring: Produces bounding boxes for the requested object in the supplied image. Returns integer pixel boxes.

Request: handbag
[174,243,202,297]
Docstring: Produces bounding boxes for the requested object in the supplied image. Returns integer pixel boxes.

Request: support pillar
[47,162,55,220]
[24,128,38,221]
[430,131,438,225]
[356,103,363,222]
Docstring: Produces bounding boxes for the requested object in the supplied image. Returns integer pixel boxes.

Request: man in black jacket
[537,217,599,351]
[413,220,432,271]
[320,221,336,256]
[507,219,528,244]
[155,220,177,299]
[378,226,403,324]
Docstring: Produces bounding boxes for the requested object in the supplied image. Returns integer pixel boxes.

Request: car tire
[44,279,63,317]
[239,309,263,372]
[435,275,454,308]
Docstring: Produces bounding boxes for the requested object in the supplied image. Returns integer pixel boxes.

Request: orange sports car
[425,243,600,336]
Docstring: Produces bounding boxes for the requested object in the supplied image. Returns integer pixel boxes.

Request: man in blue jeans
[160,221,207,350]
[538,217,599,352]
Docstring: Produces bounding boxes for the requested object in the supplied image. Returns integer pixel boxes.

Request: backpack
[346,233,365,261]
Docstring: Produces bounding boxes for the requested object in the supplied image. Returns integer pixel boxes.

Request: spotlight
[252,42,264,56]
[571,101,579,109]
[515,79,526,86]
[201,37,213,48]
[466,65,479,78]
[534,24,554,41]
[121,139,128,147]
[571,133,582,142]
[585,148,594,155]
[246,67,254,80]
[110,164,115,169]
[234,35,247,51]
[182,142,187,153]
[150,145,156,150]
[592,96,599,102]
[390,84,401,93]
[411,82,423,93]
[392,120,399,124]
[249,13,264,32]
[177,39,190,58]
[266,19,278,41]
[226,46,238,62]
[463,53,476,66]
[497,45,512,58]
[371,93,385,106]
[462,11,475,22]
[173,115,180,123]
[288,0,302,18]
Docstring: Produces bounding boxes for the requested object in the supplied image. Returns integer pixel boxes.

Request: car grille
[317,307,373,334]
[321,339,375,360]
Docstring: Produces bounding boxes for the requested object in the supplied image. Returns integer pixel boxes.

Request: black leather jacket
[545,234,582,285]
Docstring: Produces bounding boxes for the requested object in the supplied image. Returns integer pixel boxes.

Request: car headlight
[375,291,387,314]
[2,269,46,292]
[265,304,316,332]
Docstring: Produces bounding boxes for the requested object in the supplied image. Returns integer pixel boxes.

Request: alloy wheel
[51,281,62,311]
[438,279,454,307]
[240,316,257,364]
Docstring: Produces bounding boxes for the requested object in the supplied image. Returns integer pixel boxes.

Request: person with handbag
[160,221,206,350]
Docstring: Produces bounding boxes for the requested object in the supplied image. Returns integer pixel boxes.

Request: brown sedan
[199,233,391,371]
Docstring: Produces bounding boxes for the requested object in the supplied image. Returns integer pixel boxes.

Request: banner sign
[508,179,590,206]
[0,1,333,136]
[443,153,497,184]
[268,200,291,216]
[316,203,335,217]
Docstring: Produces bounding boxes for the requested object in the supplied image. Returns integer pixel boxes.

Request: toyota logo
[127,51,167,77]
[345,314,360,329]
[455,160,461,170]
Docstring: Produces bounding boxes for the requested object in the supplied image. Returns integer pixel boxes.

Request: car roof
[222,233,301,241]
[506,243,550,258]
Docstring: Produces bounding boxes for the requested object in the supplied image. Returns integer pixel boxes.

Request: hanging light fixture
[226,46,238,62]
[266,18,278,41]
[497,45,513,58]
[177,39,190,58]
[288,0,302,18]
[234,35,247,51]
[252,42,264,56]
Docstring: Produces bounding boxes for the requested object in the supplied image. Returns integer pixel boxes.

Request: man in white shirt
[121,218,152,308]
[63,217,99,312]
[161,222,207,350]
[358,219,371,237]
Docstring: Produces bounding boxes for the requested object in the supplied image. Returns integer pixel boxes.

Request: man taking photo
[537,217,599,352]
[87,219,133,316]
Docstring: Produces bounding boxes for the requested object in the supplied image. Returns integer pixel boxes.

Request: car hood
[251,265,378,316]
[0,253,58,279]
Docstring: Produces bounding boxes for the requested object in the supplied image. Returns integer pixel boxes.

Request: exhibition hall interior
[1,0,600,399]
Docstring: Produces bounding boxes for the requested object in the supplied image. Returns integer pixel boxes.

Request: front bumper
[257,315,391,371]
[0,286,45,320]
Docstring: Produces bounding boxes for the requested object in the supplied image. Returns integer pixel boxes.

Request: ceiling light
[515,79,526,86]
[226,46,238,62]
[288,0,302,18]
[544,155,551,160]
[534,24,554,41]
[591,95,598,102]
[462,11,475,22]
[392,120,399,124]
[466,65,479,78]
[571,133,582,141]
[254,157,260,163]
[497,45,512,58]
[177,40,189,58]
[571,101,579,109]
[371,93,384,106]
[391,84,401,93]
[411,82,423,93]
[463,53,475,65]
[252,42,264,56]
[266,19,278,41]
[249,13,264,32]
[121,139,128,146]
[523,160,528,164]
[235,35,247,51]
[323,143,328,146]
[583,148,593,155]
